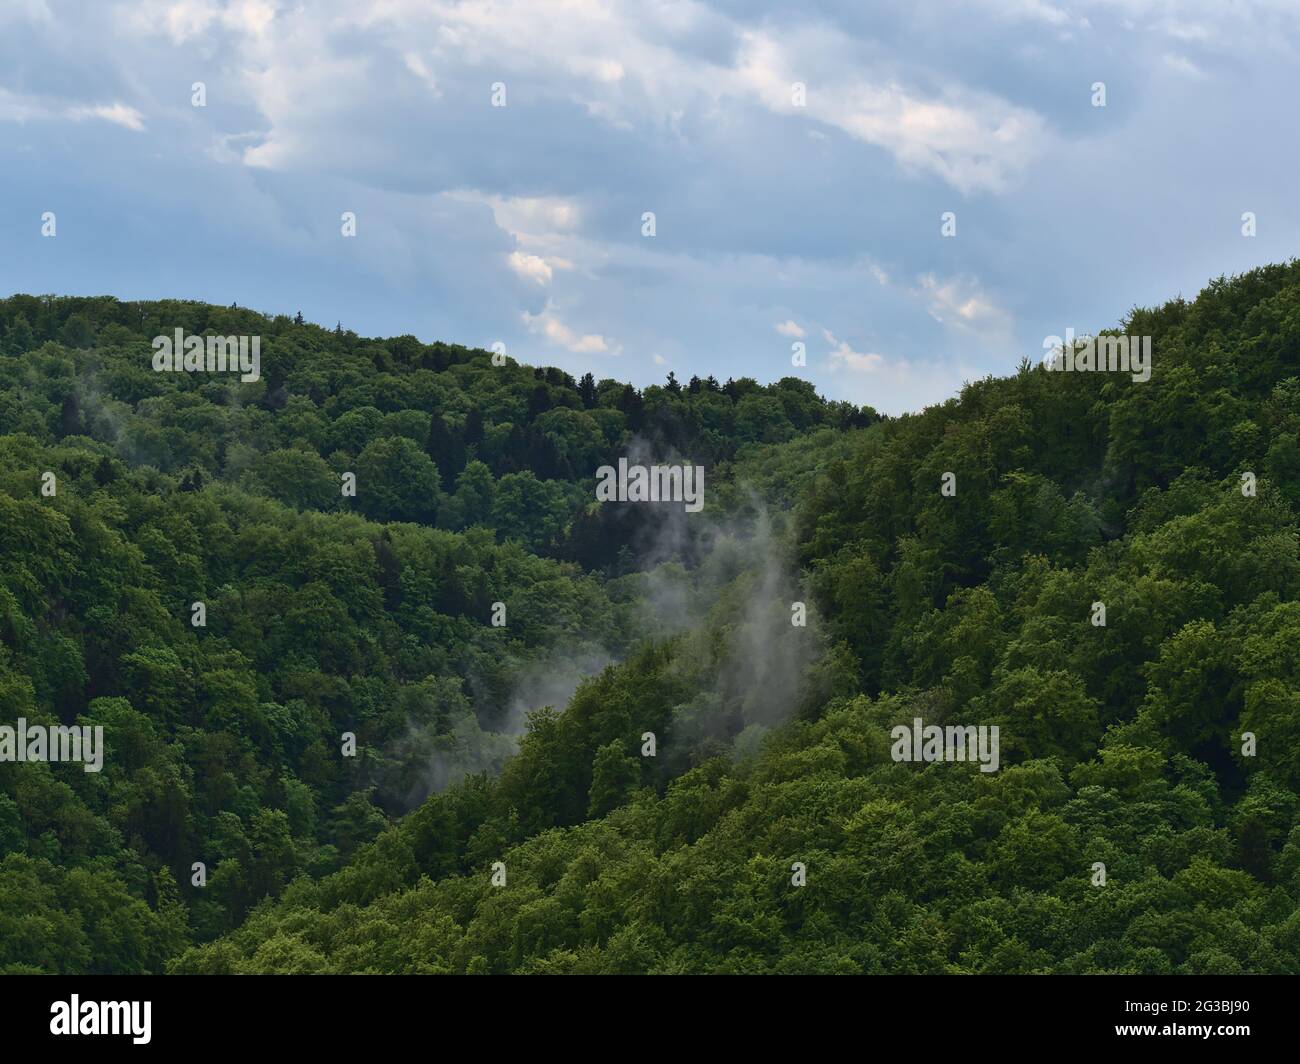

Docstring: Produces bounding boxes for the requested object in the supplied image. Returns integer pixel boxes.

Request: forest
[0,261,1298,974]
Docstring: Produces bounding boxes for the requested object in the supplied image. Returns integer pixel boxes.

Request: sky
[2,0,1299,414]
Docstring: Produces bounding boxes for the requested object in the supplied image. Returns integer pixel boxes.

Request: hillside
[2,262,1299,974]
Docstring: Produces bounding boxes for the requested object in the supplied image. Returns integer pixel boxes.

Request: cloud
[121,2,1045,194]
[68,102,146,131]
[916,274,1011,337]
[465,194,581,242]
[402,51,442,95]
[523,301,610,353]
[822,329,884,372]
[129,0,276,44]
[730,28,1048,193]
[508,251,556,285]
[0,91,146,131]
[775,319,804,338]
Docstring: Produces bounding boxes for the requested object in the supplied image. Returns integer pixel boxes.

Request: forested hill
[0,294,874,567]
[0,290,869,965]
[3,261,1300,974]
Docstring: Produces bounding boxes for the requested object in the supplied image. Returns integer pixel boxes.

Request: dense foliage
[2,262,1299,974]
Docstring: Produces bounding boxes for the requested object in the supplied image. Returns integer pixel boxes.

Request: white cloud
[129,1,1046,193]
[128,0,275,44]
[731,28,1047,193]
[402,52,442,95]
[225,0,276,37]
[571,56,625,83]
[508,251,555,285]
[455,193,582,247]
[823,329,884,372]
[523,301,610,353]
[916,274,1011,337]
[0,91,148,131]
[818,326,977,414]
[775,319,805,338]
[68,103,146,131]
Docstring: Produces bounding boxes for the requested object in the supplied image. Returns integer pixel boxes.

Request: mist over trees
[2,262,1300,974]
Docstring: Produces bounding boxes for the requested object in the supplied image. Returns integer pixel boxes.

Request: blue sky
[2,0,1298,413]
